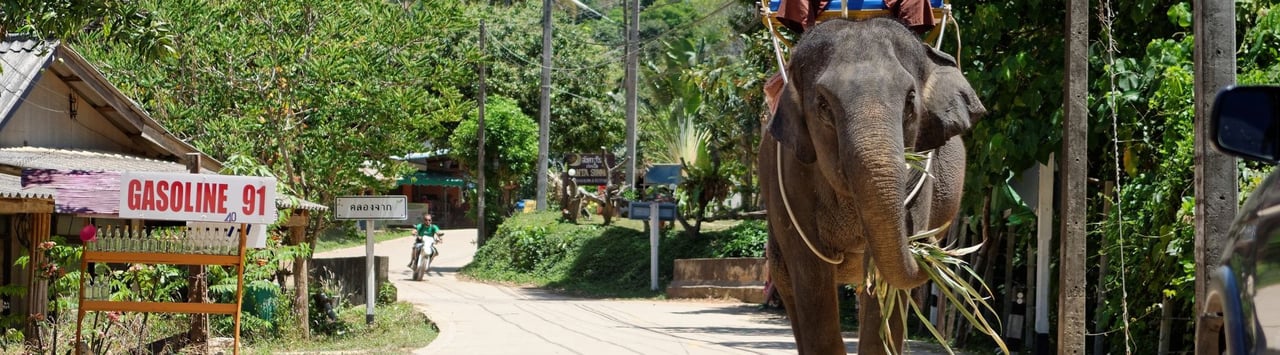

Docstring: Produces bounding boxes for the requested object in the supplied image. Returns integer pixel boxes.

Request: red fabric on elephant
[776,0,829,34]
[776,0,935,34]
[885,0,936,33]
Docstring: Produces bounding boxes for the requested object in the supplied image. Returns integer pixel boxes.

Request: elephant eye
[815,97,834,124]
[904,89,918,120]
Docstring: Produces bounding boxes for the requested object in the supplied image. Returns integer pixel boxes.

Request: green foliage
[450,95,539,237]
[247,301,435,353]
[0,0,175,58]
[481,2,624,154]
[309,271,351,337]
[709,220,767,258]
[377,282,397,306]
[466,212,596,282]
[1083,3,1280,352]
[463,212,766,297]
[75,0,480,232]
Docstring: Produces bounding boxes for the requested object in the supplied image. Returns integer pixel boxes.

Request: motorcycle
[410,235,439,281]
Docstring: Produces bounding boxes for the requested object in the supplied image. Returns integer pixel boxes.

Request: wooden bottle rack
[74,227,249,355]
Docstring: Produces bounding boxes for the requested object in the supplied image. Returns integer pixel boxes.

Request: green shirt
[414,223,440,241]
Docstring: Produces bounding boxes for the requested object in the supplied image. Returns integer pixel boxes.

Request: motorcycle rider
[408,212,444,268]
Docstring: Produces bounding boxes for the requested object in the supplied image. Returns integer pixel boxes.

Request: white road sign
[334,196,408,220]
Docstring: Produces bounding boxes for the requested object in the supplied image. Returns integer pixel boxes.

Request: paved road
[317,228,954,354]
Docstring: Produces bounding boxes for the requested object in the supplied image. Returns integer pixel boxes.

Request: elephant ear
[768,81,817,163]
[916,46,987,151]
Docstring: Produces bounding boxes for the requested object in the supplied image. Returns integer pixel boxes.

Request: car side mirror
[1212,85,1280,164]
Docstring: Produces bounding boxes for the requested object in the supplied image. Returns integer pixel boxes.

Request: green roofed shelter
[398,171,465,187]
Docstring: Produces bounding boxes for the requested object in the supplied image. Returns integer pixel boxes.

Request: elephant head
[768,17,985,289]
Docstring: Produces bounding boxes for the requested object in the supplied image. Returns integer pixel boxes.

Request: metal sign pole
[365,220,375,325]
[650,201,659,291]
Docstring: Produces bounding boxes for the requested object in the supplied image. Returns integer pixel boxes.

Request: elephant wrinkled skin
[759,18,985,354]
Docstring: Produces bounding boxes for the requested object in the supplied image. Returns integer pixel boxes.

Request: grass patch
[315,228,416,253]
[461,212,766,299]
[245,301,437,354]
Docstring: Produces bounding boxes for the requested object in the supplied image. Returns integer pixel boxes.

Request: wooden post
[1060,0,1089,351]
[289,210,311,338]
[186,154,209,348]
[234,225,247,355]
[1193,0,1237,353]
[1034,154,1054,353]
[24,213,50,348]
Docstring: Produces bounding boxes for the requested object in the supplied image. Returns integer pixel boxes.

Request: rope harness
[775,143,935,265]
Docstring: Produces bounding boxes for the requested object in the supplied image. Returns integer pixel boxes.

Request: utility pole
[1059,0,1087,352]
[536,0,552,211]
[478,20,488,246]
[1193,0,1237,353]
[624,0,639,188]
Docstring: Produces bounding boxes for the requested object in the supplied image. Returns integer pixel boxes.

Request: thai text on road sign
[118,172,277,224]
[334,196,408,220]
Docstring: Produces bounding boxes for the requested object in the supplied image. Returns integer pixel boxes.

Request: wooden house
[0,35,325,340]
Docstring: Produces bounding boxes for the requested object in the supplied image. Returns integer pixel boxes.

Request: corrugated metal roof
[0,35,55,124]
[0,173,52,199]
[0,146,197,172]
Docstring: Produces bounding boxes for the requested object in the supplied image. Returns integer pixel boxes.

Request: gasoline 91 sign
[118,172,278,224]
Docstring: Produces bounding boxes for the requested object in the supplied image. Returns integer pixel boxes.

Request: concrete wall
[666,258,767,303]
[310,255,388,306]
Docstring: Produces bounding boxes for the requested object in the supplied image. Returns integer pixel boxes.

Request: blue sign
[644,165,683,185]
[628,202,677,221]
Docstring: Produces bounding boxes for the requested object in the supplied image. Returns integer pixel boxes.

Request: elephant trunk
[845,110,930,290]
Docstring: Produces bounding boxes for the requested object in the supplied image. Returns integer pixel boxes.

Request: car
[1206,85,1280,354]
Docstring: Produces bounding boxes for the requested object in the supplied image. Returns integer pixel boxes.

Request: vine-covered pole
[1059,0,1088,353]
[1193,0,1237,353]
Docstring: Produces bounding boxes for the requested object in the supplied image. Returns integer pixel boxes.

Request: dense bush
[709,220,768,258]
[463,212,769,297]
[377,282,398,306]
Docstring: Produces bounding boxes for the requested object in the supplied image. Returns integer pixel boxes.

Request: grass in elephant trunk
[867,222,1010,354]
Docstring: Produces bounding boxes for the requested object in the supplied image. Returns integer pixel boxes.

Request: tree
[482,2,625,155]
[0,0,174,58]
[75,0,480,337]
[450,96,539,238]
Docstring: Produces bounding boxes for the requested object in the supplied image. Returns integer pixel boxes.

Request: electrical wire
[484,0,740,73]
[1099,1,1133,353]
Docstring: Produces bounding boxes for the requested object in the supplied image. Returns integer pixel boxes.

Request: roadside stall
[23,169,275,355]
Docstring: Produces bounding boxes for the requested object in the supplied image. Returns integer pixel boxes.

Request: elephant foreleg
[778,252,844,354]
[858,286,908,355]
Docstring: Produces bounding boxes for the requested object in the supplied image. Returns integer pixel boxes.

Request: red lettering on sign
[217,184,229,214]
[156,180,170,211]
[172,181,186,212]
[199,183,213,213]
[127,179,141,210]
[141,180,156,211]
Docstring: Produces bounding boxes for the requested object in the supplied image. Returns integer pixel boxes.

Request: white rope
[774,143,935,265]
[949,9,963,69]
[776,141,845,265]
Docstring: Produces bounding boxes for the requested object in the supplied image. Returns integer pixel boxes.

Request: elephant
[758,18,985,354]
